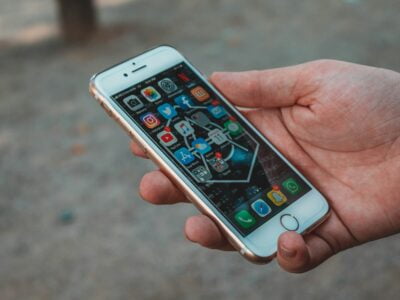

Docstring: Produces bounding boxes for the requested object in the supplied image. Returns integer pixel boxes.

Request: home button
[280,214,299,231]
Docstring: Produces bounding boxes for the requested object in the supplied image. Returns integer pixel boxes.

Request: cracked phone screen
[112,63,311,236]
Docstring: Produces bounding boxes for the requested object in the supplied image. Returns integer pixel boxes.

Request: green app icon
[234,210,256,229]
[224,120,243,137]
[282,178,301,195]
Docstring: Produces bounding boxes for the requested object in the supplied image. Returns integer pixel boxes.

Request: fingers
[209,64,306,109]
[130,140,148,158]
[277,231,334,273]
[185,215,234,251]
[139,170,188,204]
[139,170,234,251]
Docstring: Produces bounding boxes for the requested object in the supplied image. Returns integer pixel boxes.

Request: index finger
[130,140,148,158]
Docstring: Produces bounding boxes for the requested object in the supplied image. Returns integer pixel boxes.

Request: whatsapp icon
[282,178,301,195]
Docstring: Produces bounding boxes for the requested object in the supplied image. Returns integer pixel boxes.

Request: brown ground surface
[1,0,400,299]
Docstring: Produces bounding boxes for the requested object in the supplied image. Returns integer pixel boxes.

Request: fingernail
[280,244,297,258]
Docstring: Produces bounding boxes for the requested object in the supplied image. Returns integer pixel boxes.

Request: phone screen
[112,62,311,236]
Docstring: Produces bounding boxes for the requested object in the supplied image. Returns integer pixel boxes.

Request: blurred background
[1,0,400,299]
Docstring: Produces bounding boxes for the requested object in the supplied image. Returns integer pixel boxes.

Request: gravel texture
[1,0,400,299]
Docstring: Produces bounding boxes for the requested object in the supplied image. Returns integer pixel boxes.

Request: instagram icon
[140,112,160,129]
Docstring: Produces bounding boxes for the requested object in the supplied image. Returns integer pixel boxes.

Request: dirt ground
[1,0,400,299]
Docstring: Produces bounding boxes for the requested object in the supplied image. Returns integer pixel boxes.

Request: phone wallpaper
[112,63,311,236]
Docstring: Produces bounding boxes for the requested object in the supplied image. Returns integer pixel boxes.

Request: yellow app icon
[267,189,287,206]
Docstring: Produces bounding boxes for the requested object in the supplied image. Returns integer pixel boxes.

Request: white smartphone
[89,45,330,264]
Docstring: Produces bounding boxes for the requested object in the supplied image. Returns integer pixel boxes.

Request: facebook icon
[174,94,194,110]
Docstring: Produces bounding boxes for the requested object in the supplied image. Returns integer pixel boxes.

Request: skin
[130,60,400,273]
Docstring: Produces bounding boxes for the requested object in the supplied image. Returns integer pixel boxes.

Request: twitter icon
[157,103,177,119]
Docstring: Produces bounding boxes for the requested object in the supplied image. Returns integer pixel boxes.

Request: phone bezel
[90,45,330,262]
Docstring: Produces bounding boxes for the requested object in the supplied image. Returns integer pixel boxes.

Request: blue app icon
[251,199,272,217]
[231,147,253,166]
[157,103,177,119]
[173,147,195,165]
[207,105,227,119]
[191,138,212,155]
[174,94,194,110]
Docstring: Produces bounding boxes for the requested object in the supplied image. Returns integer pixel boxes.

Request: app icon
[173,147,195,165]
[231,147,253,166]
[224,120,243,137]
[208,129,228,145]
[174,94,194,110]
[234,210,256,229]
[123,95,144,111]
[140,112,160,129]
[158,78,178,93]
[157,103,177,120]
[190,86,210,102]
[208,157,229,173]
[174,120,194,137]
[141,86,161,102]
[191,138,212,155]
[157,130,177,146]
[192,166,212,182]
[191,111,210,126]
[177,72,190,82]
[207,105,227,119]
[267,189,288,206]
[251,199,272,217]
[282,178,301,195]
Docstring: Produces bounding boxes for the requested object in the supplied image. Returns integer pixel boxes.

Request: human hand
[131,60,400,272]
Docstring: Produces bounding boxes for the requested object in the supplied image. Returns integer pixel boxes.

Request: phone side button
[138,143,148,154]
[101,102,114,118]
[280,214,299,231]
[114,116,134,137]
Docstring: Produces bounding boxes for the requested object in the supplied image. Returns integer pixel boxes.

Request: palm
[245,61,400,253]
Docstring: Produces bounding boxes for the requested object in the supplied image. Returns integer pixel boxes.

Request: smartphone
[89,45,330,264]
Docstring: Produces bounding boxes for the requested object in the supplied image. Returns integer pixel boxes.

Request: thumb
[277,231,334,273]
[209,65,304,109]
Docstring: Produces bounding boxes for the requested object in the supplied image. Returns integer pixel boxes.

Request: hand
[131,60,400,272]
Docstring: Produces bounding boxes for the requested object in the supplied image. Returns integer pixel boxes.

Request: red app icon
[177,72,190,82]
[140,112,160,129]
[157,130,177,146]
